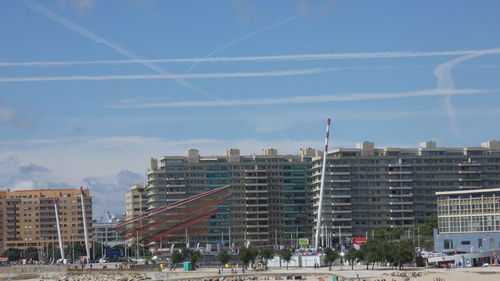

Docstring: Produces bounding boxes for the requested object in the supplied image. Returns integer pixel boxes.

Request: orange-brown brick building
[0,188,92,252]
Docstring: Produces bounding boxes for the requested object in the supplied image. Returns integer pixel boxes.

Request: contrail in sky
[113,88,488,109]
[0,67,337,83]
[432,47,500,138]
[184,1,336,74]
[434,48,500,89]
[0,50,487,67]
[21,0,224,102]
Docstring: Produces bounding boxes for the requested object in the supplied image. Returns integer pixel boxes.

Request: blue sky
[1,0,500,216]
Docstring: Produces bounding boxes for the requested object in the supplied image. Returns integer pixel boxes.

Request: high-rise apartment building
[0,188,92,253]
[125,185,148,219]
[127,140,500,248]
[312,140,500,240]
[145,148,317,247]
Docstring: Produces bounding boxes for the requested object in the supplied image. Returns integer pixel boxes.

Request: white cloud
[232,0,255,24]
[74,0,94,11]
[83,170,145,216]
[0,156,69,192]
[56,0,95,14]
[12,180,35,190]
[0,104,16,124]
[0,100,34,128]
[0,152,143,215]
[19,163,50,174]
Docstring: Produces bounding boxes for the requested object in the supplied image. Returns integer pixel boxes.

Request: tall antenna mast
[314,118,331,251]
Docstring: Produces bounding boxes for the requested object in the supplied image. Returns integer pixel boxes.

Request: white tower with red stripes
[314,118,331,251]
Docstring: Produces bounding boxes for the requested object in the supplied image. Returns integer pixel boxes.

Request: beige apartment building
[125,140,500,248]
[0,188,92,252]
[141,148,317,247]
[312,140,500,240]
[125,185,148,219]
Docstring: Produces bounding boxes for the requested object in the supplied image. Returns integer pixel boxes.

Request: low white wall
[268,255,324,268]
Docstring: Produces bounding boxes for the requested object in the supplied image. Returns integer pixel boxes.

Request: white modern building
[433,188,500,266]
[93,214,126,247]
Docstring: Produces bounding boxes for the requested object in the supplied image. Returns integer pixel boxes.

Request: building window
[444,239,453,250]
[461,240,470,245]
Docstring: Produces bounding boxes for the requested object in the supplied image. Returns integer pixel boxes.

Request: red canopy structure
[113,185,231,245]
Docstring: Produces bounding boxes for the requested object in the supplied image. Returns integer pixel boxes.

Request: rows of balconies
[389,193,413,198]
[389,209,414,213]
[244,176,268,180]
[389,201,413,205]
[245,196,268,200]
[389,186,413,190]
[389,216,415,221]
[331,217,352,222]
[245,210,268,214]
[388,171,412,175]
[388,178,412,183]
[332,209,352,214]
[458,170,482,174]
[245,222,269,227]
[246,217,268,221]
[331,194,351,199]
[245,203,269,208]
[244,183,268,187]
[459,185,482,189]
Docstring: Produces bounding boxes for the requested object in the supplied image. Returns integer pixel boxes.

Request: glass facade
[437,189,500,233]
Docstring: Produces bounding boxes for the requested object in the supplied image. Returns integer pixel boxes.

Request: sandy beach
[2,264,500,281]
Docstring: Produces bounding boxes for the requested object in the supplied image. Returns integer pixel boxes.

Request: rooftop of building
[156,147,319,160]
[436,187,500,196]
[6,188,84,193]
[153,140,500,161]
[318,140,500,159]
[0,188,91,200]
[332,140,500,151]
[129,185,146,191]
